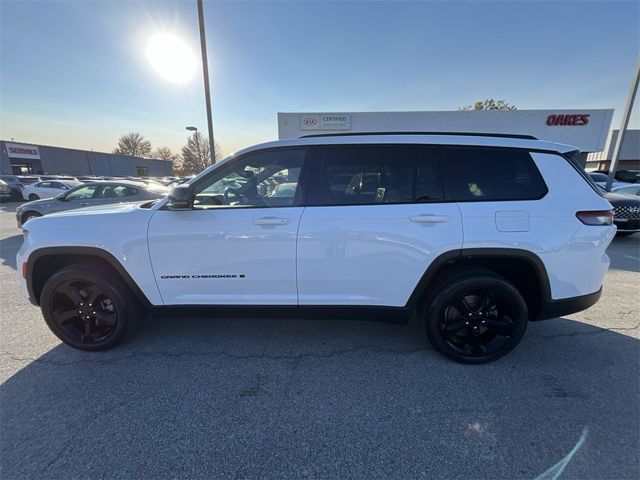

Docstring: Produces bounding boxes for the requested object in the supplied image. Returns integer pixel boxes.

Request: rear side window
[309,145,443,206]
[442,147,547,201]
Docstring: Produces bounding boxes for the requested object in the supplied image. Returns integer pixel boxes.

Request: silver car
[16,181,168,227]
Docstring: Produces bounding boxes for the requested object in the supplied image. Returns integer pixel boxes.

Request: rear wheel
[28,194,39,201]
[423,270,528,363]
[40,265,142,351]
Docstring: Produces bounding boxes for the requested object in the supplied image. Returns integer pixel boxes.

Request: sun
[146,32,197,83]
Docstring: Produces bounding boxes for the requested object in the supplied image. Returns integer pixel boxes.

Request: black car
[601,188,640,236]
[0,175,41,200]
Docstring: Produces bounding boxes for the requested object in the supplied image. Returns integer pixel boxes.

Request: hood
[603,191,640,206]
[45,201,149,219]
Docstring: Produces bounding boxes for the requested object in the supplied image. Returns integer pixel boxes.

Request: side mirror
[168,184,193,210]
[56,193,67,201]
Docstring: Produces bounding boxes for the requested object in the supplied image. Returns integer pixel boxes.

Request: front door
[148,147,309,305]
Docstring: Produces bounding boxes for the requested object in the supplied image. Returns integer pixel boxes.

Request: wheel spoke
[452,297,473,317]
[469,335,486,354]
[484,315,514,336]
[94,311,117,326]
[480,292,497,312]
[52,307,79,325]
[443,320,468,334]
[83,287,100,306]
[60,284,84,305]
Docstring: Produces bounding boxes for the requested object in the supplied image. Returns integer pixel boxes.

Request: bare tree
[113,132,152,157]
[152,146,179,162]
[180,131,221,174]
[459,99,517,111]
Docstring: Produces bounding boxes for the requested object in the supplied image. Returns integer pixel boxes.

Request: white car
[22,180,82,201]
[17,133,615,363]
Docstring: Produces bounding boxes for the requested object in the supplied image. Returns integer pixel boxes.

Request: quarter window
[442,148,547,201]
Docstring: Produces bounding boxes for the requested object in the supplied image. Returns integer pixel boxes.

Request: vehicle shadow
[0,201,21,214]
[608,235,640,273]
[1,315,638,479]
[0,234,22,270]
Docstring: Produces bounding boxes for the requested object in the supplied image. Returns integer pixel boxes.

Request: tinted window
[37,182,51,188]
[99,185,138,198]
[192,148,307,209]
[442,148,547,201]
[310,146,443,206]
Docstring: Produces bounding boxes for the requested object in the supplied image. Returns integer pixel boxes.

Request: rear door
[296,144,463,307]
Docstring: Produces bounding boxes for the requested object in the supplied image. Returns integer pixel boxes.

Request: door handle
[409,214,449,223]
[252,217,291,226]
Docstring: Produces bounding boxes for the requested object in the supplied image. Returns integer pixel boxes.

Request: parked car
[597,187,640,236]
[16,180,168,227]
[0,175,41,200]
[587,172,629,189]
[22,180,82,201]
[38,175,79,181]
[0,179,12,201]
[611,184,640,197]
[590,169,640,184]
[17,133,615,363]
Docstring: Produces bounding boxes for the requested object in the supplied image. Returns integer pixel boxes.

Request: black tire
[28,194,39,201]
[40,264,142,351]
[21,211,41,224]
[616,231,637,237]
[422,269,528,364]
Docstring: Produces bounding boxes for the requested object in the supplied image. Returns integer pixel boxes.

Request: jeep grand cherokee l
[17,133,615,363]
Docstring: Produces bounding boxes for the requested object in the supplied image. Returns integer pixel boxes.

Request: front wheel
[40,265,142,351]
[423,271,528,363]
[28,194,39,201]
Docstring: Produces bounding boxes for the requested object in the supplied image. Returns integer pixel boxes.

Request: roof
[229,133,578,159]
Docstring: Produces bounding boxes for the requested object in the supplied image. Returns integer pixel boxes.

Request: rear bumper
[535,287,602,321]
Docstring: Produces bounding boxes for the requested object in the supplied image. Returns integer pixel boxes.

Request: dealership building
[278,109,640,169]
[0,141,173,177]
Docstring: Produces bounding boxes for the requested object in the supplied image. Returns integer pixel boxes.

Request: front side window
[192,148,307,209]
[65,184,99,200]
[442,147,547,201]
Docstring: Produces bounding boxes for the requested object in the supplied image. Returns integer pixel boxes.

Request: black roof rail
[299,131,538,140]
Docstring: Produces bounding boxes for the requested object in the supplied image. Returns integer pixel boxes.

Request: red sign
[8,147,38,155]
[546,114,590,126]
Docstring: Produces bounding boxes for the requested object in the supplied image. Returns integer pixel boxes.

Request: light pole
[196,0,216,163]
[185,126,202,170]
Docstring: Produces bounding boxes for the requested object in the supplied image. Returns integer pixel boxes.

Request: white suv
[17,133,615,363]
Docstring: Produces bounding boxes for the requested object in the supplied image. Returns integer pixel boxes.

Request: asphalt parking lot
[0,202,638,480]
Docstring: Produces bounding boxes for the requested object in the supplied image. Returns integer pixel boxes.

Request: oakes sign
[300,113,351,131]
[546,114,590,126]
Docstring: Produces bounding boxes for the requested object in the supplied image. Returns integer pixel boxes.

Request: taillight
[22,262,28,279]
[576,210,614,226]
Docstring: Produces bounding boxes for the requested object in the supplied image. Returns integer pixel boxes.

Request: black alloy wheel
[41,265,141,350]
[424,271,528,363]
[49,279,119,345]
[28,194,39,201]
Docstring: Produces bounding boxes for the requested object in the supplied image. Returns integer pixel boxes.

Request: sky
[1,0,639,157]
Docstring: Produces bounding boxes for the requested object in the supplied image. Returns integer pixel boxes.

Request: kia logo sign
[546,114,590,126]
[8,147,38,155]
[302,118,318,126]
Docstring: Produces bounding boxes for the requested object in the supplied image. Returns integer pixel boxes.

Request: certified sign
[5,143,40,159]
[300,113,351,131]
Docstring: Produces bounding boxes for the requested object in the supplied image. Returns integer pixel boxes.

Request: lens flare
[146,32,197,83]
